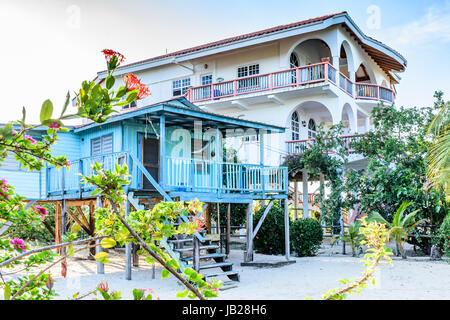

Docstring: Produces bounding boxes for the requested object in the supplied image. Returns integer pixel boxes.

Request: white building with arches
[94,12,406,217]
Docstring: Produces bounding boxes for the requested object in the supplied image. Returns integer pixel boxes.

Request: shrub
[253,202,290,255]
[433,214,450,258]
[291,218,323,257]
[6,203,56,243]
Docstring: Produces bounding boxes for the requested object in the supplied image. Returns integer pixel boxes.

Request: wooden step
[199,262,233,271]
[167,238,193,244]
[181,253,226,262]
[204,270,240,282]
[173,244,219,253]
[219,281,239,291]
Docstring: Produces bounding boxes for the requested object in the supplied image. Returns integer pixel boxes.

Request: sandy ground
[3,240,448,300]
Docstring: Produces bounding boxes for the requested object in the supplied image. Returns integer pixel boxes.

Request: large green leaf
[40,99,53,123]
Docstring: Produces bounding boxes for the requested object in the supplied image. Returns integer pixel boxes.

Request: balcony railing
[46,152,288,197]
[186,62,395,104]
[286,134,365,155]
[165,156,288,194]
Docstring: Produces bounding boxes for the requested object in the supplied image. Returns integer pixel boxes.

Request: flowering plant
[0,49,151,300]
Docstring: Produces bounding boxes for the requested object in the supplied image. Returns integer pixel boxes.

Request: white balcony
[185,62,395,107]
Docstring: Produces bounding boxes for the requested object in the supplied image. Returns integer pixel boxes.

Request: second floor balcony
[285,133,365,156]
[185,62,395,106]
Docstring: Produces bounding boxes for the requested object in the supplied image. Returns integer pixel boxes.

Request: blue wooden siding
[78,123,122,158]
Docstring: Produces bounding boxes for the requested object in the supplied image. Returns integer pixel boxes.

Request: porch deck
[46,151,288,201]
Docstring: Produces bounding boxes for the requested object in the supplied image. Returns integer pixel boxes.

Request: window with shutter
[101,134,113,154]
[91,134,113,156]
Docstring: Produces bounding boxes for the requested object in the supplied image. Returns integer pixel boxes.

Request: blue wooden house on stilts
[0,98,290,283]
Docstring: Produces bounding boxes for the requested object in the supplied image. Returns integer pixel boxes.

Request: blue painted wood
[160,115,165,189]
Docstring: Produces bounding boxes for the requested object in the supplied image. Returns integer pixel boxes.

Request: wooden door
[141,136,159,190]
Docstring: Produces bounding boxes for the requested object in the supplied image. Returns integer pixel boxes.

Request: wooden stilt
[55,201,62,254]
[284,198,290,260]
[96,197,104,275]
[193,236,200,272]
[226,203,231,255]
[60,200,67,255]
[125,197,132,280]
[132,244,140,267]
[205,204,211,234]
[245,201,254,262]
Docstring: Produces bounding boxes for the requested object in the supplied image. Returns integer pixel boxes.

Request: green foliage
[210,203,247,227]
[368,201,422,259]
[4,274,57,300]
[291,218,323,257]
[322,219,393,300]
[6,203,55,243]
[84,162,221,299]
[0,49,150,300]
[253,202,290,255]
[433,213,450,258]
[283,124,350,230]
[427,92,450,198]
[332,221,364,257]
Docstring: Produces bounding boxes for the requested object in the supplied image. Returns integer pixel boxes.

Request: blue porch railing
[46,152,288,197]
[165,156,288,194]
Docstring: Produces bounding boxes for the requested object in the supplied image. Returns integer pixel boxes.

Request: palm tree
[427,101,450,199]
[332,221,365,257]
[368,202,422,259]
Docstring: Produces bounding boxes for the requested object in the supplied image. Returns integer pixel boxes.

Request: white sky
[1,0,449,125]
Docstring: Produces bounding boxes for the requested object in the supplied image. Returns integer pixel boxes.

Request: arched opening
[357,110,370,133]
[290,52,300,68]
[341,104,356,134]
[290,39,333,66]
[308,119,317,139]
[286,101,333,142]
[291,111,300,140]
[339,41,354,79]
[355,63,376,84]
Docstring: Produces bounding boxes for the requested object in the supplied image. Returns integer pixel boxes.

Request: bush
[253,202,290,255]
[291,218,323,257]
[433,214,450,258]
[7,203,55,243]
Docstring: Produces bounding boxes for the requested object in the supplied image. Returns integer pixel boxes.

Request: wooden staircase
[168,234,240,289]
[128,192,239,289]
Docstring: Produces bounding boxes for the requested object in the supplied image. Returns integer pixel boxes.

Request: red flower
[122,73,151,99]
[189,216,206,232]
[101,49,125,63]
[137,85,151,99]
[48,121,60,130]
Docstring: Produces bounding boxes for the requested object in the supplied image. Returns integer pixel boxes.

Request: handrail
[285,134,366,155]
[186,62,395,103]
[126,153,206,242]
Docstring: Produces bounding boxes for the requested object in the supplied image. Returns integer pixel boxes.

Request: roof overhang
[96,12,406,80]
[73,98,285,134]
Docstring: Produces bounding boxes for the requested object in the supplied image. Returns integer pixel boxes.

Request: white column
[294,181,299,220]
[365,116,371,133]
[302,169,309,219]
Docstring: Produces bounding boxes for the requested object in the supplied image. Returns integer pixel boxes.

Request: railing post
[211,83,215,100]
[377,85,380,100]
[296,67,300,86]
[324,63,328,82]
[269,73,273,90]
[160,115,166,190]
[78,160,83,197]
[46,165,50,197]
[61,167,65,196]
